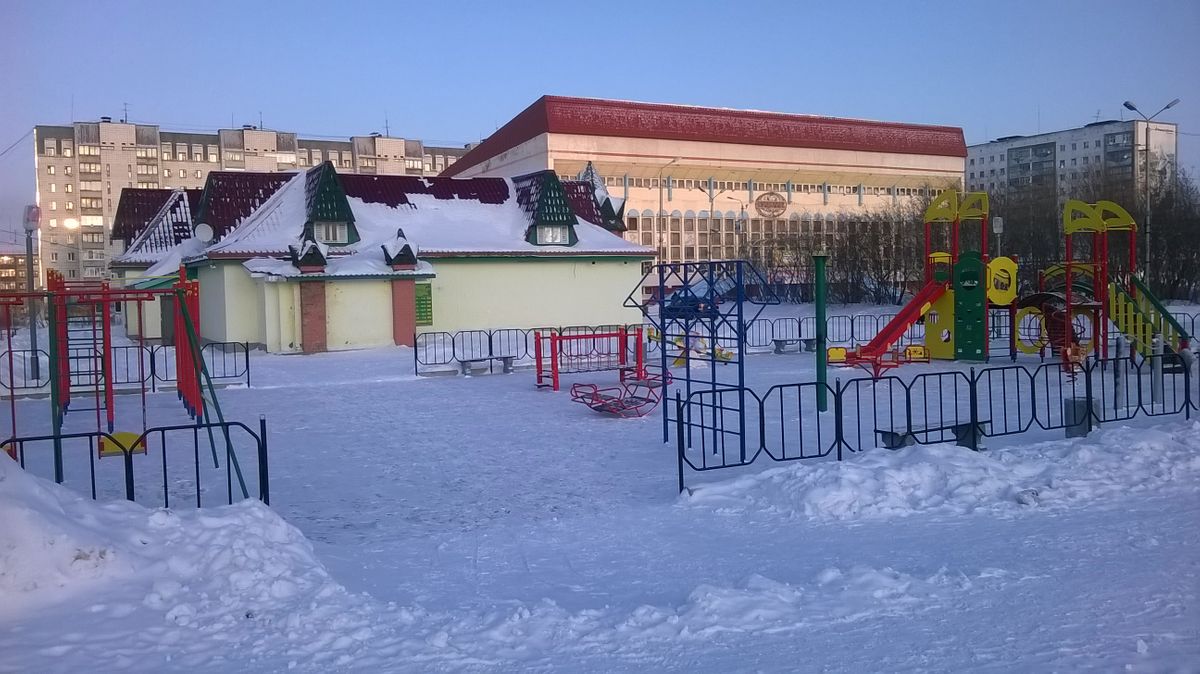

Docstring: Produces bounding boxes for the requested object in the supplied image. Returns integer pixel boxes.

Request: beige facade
[457,133,964,263]
[0,245,36,292]
[445,96,967,265]
[33,119,469,282]
[421,258,646,333]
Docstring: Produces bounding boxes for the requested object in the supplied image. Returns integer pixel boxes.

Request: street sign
[992,216,1004,234]
[23,205,41,232]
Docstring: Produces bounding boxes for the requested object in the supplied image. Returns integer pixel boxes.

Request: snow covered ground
[2,341,1198,672]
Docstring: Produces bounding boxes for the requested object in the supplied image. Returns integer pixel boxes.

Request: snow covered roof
[111,188,199,247]
[111,189,199,267]
[441,95,968,177]
[192,172,295,239]
[198,164,654,261]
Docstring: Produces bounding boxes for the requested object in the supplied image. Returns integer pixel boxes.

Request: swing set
[1,267,252,502]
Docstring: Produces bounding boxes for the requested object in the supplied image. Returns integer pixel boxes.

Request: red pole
[550,331,560,392]
[981,214,990,360]
[636,327,645,379]
[618,326,627,383]
[101,284,114,432]
[1064,235,1073,368]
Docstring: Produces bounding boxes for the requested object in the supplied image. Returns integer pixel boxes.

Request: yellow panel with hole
[1063,200,1103,234]
[904,345,930,361]
[924,290,956,360]
[928,251,952,265]
[1094,200,1137,231]
[958,192,990,220]
[100,431,146,459]
[1015,306,1047,354]
[924,190,959,222]
[987,257,1019,306]
[827,347,848,363]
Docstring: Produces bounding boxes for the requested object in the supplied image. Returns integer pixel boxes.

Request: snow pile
[0,454,378,659]
[685,423,1200,520]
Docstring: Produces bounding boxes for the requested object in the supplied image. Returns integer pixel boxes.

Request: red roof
[111,189,174,245]
[194,172,295,238]
[340,174,510,207]
[442,96,967,177]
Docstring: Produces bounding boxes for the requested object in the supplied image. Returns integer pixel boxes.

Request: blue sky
[1,0,1197,236]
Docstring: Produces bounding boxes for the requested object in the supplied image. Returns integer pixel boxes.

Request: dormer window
[536,225,571,245]
[315,222,348,244]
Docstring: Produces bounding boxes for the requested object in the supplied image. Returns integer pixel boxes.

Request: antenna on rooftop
[121,102,129,123]
[1093,109,1102,122]
[384,111,390,137]
[259,111,263,130]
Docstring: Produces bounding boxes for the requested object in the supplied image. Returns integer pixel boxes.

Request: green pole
[46,292,64,483]
[814,252,829,412]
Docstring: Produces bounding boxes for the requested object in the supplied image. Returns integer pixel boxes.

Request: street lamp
[1122,98,1180,283]
[656,157,681,259]
[22,205,41,379]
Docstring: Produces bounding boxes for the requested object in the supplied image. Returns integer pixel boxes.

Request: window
[163,169,171,178]
[78,145,100,156]
[44,142,56,157]
[86,249,105,261]
[49,183,56,193]
[1071,143,1077,151]
[62,146,73,158]
[65,184,73,193]
[1083,141,1089,148]
[414,284,433,326]
[49,201,56,211]
[46,165,55,175]
[135,147,158,158]
[195,169,202,179]
[178,169,185,178]
[1060,144,1066,152]
[65,201,74,211]
[536,225,570,245]
[50,252,58,262]
[67,252,76,261]
[207,146,218,162]
[315,222,348,244]
[80,197,102,209]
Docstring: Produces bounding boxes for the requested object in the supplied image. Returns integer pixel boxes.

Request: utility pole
[22,205,40,379]
[1123,98,1181,287]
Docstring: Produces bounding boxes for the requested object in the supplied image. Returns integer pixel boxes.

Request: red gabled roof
[194,172,295,238]
[441,95,967,177]
[340,174,510,207]
[111,189,174,245]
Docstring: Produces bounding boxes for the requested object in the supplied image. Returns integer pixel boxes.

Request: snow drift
[684,422,1200,520]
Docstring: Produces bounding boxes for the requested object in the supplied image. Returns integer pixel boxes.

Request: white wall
[261,280,300,353]
[198,262,265,345]
[423,257,646,332]
[325,280,394,350]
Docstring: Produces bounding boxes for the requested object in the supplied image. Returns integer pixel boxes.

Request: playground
[2,194,1199,671]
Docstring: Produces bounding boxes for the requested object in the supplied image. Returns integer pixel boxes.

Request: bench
[459,355,515,375]
[875,419,991,450]
[773,338,803,354]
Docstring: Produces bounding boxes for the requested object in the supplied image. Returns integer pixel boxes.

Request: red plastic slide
[855,281,948,359]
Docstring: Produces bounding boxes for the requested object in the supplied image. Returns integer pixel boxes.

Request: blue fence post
[258,415,270,505]
[676,392,686,494]
[968,367,980,451]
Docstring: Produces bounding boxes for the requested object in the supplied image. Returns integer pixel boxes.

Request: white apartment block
[966,119,1178,203]
[33,118,469,280]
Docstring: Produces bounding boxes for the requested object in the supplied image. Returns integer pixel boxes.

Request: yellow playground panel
[99,431,147,459]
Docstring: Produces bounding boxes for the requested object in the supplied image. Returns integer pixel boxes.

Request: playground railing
[411,311,1200,375]
[673,353,1193,492]
[1,417,269,508]
[0,341,251,395]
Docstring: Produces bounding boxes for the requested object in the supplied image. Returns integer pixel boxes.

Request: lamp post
[1122,98,1180,285]
[656,157,681,259]
[22,205,41,379]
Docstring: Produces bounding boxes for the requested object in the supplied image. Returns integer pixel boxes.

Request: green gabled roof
[304,161,359,245]
[515,171,579,246]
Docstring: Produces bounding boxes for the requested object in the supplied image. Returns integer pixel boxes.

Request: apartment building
[443,96,966,264]
[0,244,36,292]
[966,119,1178,203]
[33,118,469,280]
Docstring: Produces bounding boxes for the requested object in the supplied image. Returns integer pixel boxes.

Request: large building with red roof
[442,96,966,265]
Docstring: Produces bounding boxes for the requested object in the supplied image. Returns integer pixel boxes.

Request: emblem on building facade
[754,192,786,218]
